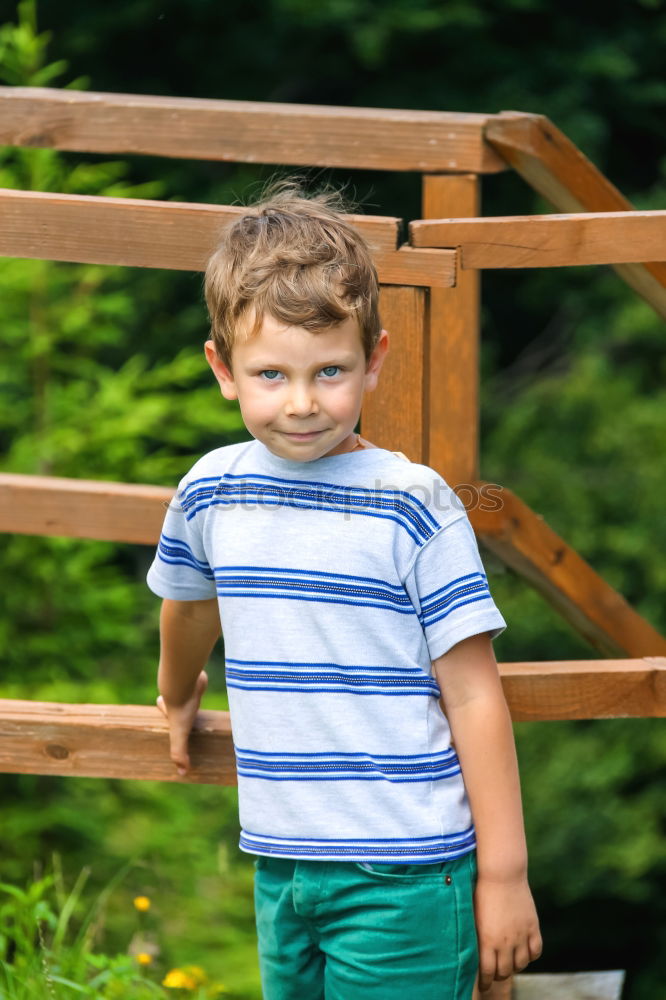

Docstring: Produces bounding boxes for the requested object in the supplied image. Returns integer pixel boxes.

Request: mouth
[282,431,323,440]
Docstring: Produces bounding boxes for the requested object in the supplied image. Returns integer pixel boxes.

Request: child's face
[205,313,388,462]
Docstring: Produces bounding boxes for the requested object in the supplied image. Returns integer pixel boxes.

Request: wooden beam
[410,211,666,268]
[502,657,666,722]
[0,189,455,287]
[361,287,429,462]
[380,246,457,289]
[0,700,236,784]
[422,174,480,484]
[0,473,171,545]
[0,664,663,783]
[469,481,666,658]
[4,472,666,658]
[0,86,506,174]
[485,113,666,317]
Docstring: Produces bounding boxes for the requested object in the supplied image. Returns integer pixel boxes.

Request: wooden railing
[1,85,664,1000]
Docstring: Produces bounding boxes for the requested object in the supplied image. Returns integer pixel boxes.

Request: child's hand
[473,874,542,992]
[156,670,208,777]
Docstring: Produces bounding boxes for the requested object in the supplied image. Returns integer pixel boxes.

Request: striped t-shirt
[146,438,507,863]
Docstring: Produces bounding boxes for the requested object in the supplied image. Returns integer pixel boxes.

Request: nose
[284,382,318,418]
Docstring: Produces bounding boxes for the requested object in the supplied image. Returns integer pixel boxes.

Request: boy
[147,183,542,999]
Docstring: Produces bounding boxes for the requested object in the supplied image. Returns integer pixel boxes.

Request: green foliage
[0,3,244,691]
[0,0,72,88]
[1,1,665,999]
[0,861,235,997]
[0,864,150,998]
[483,276,666,631]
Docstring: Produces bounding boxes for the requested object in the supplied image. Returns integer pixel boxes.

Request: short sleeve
[404,513,507,661]
[146,473,217,601]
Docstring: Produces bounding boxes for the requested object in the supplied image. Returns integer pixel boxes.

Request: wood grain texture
[361,286,428,461]
[500,658,666,721]
[486,113,666,317]
[0,86,506,173]
[0,666,662,784]
[0,189,454,286]
[410,211,666,268]
[469,481,666,658]
[0,473,171,544]
[422,175,479,485]
[0,700,235,784]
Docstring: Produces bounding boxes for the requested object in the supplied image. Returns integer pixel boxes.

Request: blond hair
[204,180,382,368]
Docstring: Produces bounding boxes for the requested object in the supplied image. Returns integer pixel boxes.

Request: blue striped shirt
[147,439,507,863]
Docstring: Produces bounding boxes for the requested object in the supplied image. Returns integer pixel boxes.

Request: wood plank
[469,481,666,658]
[0,473,171,545]
[0,189,455,287]
[0,187,396,258]
[501,657,666,721]
[4,472,666,659]
[410,211,666,268]
[378,246,457,289]
[513,971,625,1000]
[0,665,663,784]
[0,86,506,173]
[486,113,666,317]
[0,700,235,784]
[422,175,480,484]
[361,287,428,461]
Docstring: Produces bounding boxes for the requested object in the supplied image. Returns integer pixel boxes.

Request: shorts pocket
[352,859,454,881]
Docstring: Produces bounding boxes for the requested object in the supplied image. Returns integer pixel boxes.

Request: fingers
[529,929,543,962]
[477,945,497,992]
[513,944,531,973]
[166,722,191,776]
[155,694,191,777]
[479,939,540,992]
[171,749,190,777]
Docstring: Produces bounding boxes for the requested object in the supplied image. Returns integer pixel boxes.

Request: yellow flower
[163,968,198,990]
[133,896,151,912]
[135,952,153,966]
[182,966,207,986]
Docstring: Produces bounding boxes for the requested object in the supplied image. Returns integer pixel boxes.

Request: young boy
[146,184,542,999]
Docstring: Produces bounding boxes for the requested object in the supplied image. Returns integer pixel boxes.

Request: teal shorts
[253,851,479,1000]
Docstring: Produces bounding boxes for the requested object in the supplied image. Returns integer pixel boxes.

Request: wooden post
[361,286,429,463]
[422,174,480,486]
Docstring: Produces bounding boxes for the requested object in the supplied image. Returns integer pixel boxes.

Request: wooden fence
[1,86,665,1000]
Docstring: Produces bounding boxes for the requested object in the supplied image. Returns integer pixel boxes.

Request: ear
[205,340,238,400]
[363,329,389,393]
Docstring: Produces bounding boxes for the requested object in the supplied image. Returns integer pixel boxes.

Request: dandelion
[133,895,151,912]
[182,966,206,985]
[135,952,153,966]
[163,968,198,990]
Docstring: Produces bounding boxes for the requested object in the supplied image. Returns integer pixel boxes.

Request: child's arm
[155,597,221,776]
[433,632,543,993]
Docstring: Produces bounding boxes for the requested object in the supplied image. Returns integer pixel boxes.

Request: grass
[0,857,237,999]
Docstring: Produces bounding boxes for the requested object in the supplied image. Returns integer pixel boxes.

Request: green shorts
[253,851,479,1000]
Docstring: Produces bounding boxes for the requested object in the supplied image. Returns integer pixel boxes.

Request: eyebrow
[248,355,357,369]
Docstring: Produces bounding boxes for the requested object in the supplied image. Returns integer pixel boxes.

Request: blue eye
[260,370,281,380]
[321,366,340,377]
